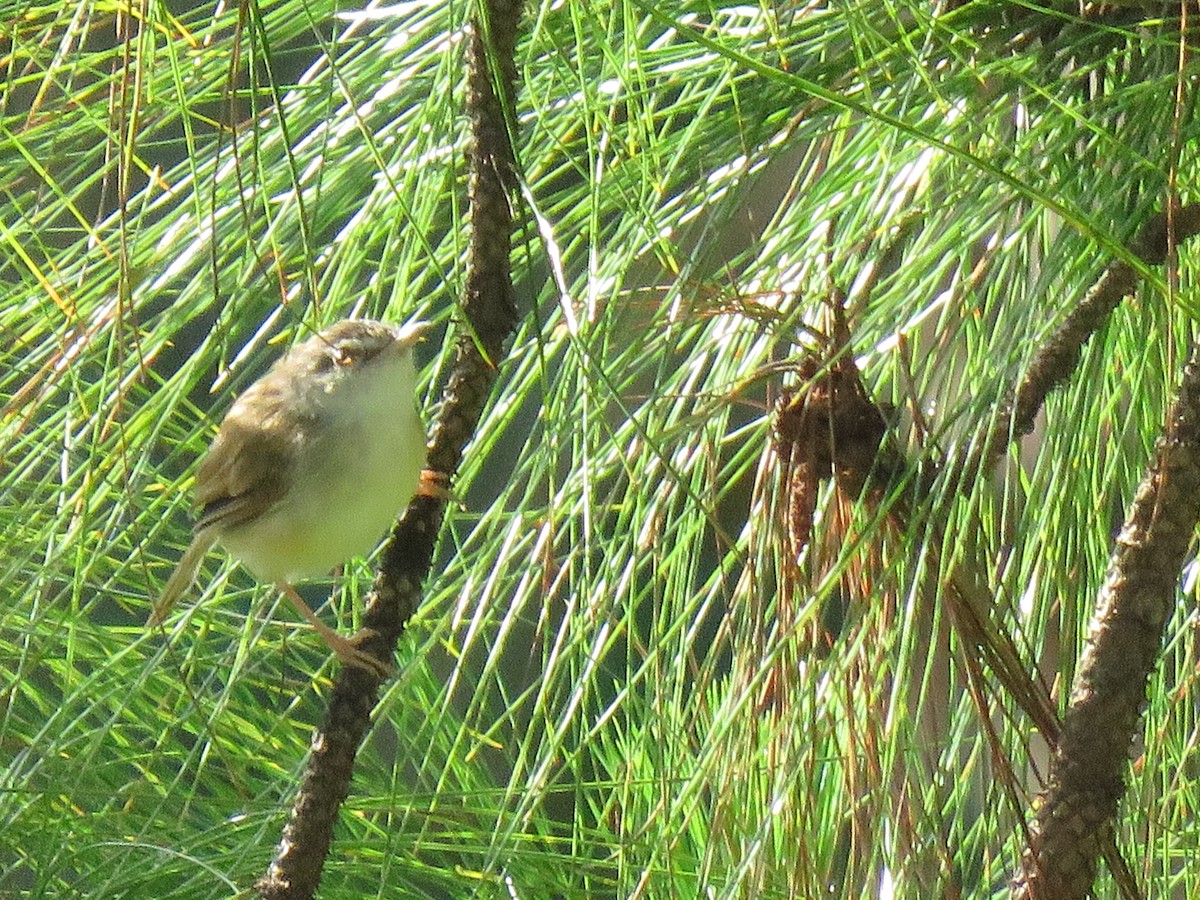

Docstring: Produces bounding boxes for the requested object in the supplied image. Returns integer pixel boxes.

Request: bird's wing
[193,387,298,533]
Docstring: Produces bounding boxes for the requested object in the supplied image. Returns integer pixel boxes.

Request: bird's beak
[393,320,432,349]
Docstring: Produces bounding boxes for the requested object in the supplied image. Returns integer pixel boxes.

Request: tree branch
[1013,208,1200,898]
[256,0,524,895]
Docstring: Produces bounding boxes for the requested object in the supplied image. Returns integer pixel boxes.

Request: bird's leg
[418,467,455,501]
[276,582,392,678]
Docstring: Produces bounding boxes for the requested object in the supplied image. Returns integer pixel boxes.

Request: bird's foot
[418,468,457,503]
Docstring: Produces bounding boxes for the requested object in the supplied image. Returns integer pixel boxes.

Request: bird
[149,318,430,675]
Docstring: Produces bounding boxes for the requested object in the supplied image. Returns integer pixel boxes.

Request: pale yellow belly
[220,394,425,583]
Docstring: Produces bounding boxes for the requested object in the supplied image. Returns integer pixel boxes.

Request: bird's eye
[312,353,337,374]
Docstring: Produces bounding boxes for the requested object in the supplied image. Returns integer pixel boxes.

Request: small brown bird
[149,319,429,674]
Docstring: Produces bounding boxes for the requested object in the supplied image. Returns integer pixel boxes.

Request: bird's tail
[147,530,217,626]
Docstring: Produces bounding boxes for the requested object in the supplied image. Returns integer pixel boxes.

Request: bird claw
[329,627,393,678]
[277,582,392,678]
[417,468,456,502]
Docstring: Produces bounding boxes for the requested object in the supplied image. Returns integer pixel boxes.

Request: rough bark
[1012,207,1200,897]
